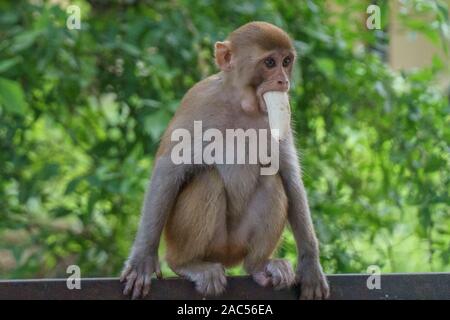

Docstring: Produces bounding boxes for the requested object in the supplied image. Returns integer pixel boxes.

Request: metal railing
[0,273,448,300]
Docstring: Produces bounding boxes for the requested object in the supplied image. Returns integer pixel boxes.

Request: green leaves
[0,57,22,73]
[0,77,28,115]
[144,110,171,141]
[315,58,335,78]
[9,30,42,53]
[0,0,449,278]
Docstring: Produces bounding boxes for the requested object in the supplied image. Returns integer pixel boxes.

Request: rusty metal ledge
[0,273,448,300]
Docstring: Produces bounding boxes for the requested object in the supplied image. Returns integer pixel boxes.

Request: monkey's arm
[121,155,190,299]
[133,157,186,255]
[279,132,330,299]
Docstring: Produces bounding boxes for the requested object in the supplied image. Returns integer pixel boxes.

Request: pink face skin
[214,41,295,115]
[254,49,295,113]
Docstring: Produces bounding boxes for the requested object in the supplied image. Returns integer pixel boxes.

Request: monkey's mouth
[262,91,291,141]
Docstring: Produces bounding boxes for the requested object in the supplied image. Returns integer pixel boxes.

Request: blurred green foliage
[0,0,449,279]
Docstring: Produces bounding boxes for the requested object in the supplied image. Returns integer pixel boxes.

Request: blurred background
[0,0,449,279]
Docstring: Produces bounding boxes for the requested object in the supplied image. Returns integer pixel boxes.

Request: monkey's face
[249,47,294,104]
[248,48,295,140]
[251,48,294,94]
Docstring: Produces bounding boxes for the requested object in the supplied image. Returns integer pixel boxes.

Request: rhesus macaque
[121,21,330,300]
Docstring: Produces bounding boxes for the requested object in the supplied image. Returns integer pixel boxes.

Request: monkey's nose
[276,80,289,91]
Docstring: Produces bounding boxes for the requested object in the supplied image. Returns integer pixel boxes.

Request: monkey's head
[215,21,295,104]
[215,22,296,139]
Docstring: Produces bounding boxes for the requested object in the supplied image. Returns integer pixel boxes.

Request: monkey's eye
[282,56,291,67]
[264,57,276,68]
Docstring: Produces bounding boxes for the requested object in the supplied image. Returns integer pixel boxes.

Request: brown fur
[122,22,329,300]
[228,21,294,52]
[165,168,288,269]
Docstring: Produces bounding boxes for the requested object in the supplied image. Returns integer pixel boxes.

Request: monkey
[120,21,330,300]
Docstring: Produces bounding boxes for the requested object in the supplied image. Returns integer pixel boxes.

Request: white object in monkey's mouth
[263,91,291,141]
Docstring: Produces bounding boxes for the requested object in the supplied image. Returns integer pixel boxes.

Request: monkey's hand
[296,258,330,300]
[120,254,162,300]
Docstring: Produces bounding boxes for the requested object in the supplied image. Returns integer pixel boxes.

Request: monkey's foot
[176,262,227,296]
[251,259,296,290]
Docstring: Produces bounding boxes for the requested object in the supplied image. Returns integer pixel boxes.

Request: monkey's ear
[214,41,233,71]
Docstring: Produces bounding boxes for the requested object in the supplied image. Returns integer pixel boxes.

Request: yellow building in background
[389,0,449,89]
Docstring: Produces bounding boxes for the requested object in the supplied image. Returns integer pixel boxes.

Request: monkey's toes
[252,259,296,290]
[193,263,227,297]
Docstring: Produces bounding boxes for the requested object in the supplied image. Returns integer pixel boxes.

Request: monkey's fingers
[142,275,152,297]
[122,270,137,296]
[299,281,329,300]
[131,275,145,300]
[120,265,132,282]
[314,285,325,300]
[155,264,163,279]
[299,285,314,300]
[315,281,330,299]
[323,282,330,298]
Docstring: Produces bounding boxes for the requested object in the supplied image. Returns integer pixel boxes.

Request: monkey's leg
[242,174,295,289]
[164,168,228,296]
